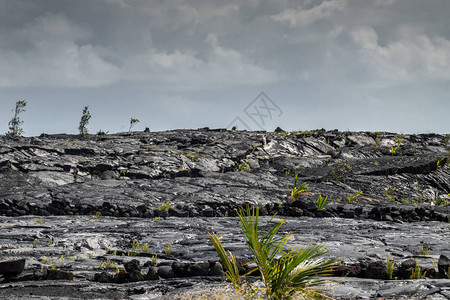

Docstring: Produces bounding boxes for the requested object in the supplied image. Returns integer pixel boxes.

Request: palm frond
[208,232,241,290]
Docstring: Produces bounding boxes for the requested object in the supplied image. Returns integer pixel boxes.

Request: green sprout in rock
[385,187,396,201]
[236,161,250,172]
[158,202,171,212]
[209,206,336,299]
[94,211,101,222]
[347,190,363,203]
[99,259,116,269]
[386,254,395,280]
[154,216,161,221]
[165,243,172,256]
[129,118,140,132]
[410,260,426,279]
[437,157,446,169]
[41,257,50,264]
[375,133,381,146]
[7,100,27,139]
[290,173,308,203]
[316,195,328,210]
[141,243,149,253]
[419,244,431,255]
[329,160,352,181]
[151,254,159,266]
[130,241,140,256]
[31,239,38,248]
[33,217,44,225]
[390,136,404,155]
[185,148,201,162]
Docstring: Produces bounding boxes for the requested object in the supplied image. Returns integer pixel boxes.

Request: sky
[1,0,450,136]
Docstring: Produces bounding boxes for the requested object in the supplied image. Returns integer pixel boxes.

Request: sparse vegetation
[329,160,352,181]
[165,243,172,256]
[236,161,250,172]
[347,190,362,203]
[7,100,27,139]
[385,187,396,201]
[419,244,430,255]
[99,259,117,270]
[436,157,446,168]
[185,148,201,162]
[142,242,149,253]
[41,257,50,264]
[130,241,140,256]
[158,201,171,212]
[78,106,91,136]
[209,206,336,299]
[93,211,101,222]
[33,217,44,225]
[386,254,395,280]
[290,173,308,203]
[151,254,159,266]
[31,238,38,248]
[410,260,426,279]
[129,118,140,132]
[390,136,404,155]
[316,195,328,210]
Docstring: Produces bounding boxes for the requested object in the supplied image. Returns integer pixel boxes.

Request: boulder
[0,258,26,277]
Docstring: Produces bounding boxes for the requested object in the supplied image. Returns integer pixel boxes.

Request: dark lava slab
[0,129,450,299]
[0,215,449,299]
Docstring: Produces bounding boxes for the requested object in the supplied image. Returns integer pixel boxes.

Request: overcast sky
[1,0,449,136]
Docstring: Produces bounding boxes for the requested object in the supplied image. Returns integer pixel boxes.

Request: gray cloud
[1,0,449,135]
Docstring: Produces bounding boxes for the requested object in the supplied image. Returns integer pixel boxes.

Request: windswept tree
[7,100,27,139]
[129,118,140,132]
[78,106,91,137]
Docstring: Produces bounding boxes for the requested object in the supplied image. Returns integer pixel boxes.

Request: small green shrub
[141,243,149,253]
[386,254,395,280]
[347,190,362,203]
[419,244,430,255]
[329,160,352,181]
[78,106,91,136]
[7,100,27,139]
[158,202,171,212]
[99,259,116,270]
[236,161,250,172]
[316,195,328,210]
[165,243,172,256]
[436,157,446,168]
[41,257,50,264]
[130,241,140,256]
[385,187,396,201]
[33,217,44,225]
[129,118,140,132]
[31,239,38,248]
[151,254,159,266]
[290,173,308,203]
[209,206,336,299]
[185,149,201,161]
[410,260,426,279]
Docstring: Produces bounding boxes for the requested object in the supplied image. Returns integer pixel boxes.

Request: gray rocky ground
[0,128,449,299]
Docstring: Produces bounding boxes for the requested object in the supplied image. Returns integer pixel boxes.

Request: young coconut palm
[209,206,336,299]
